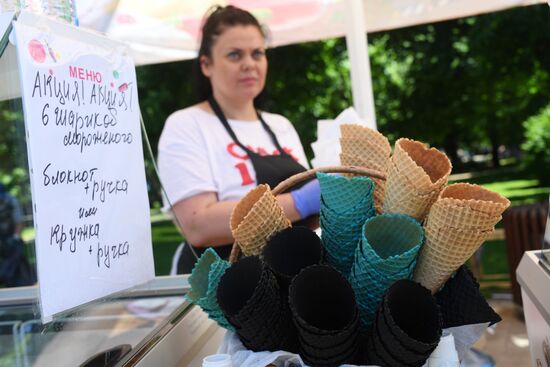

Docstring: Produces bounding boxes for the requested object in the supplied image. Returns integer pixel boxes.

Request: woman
[158,5,320,273]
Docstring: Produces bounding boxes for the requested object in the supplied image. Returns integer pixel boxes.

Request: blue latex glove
[290,179,321,219]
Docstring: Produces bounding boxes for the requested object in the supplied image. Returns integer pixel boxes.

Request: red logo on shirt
[226,143,299,186]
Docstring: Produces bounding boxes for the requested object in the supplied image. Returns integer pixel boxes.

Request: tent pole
[345,0,377,129]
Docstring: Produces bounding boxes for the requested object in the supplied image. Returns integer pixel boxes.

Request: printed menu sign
[14,13,154,321]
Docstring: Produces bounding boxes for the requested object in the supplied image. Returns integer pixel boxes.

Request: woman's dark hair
[192,5,268,106]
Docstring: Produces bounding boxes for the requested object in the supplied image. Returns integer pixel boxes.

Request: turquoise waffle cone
[322,235,358,258]
[187,248,222,303]
[356,296,381,331]
[352,252,415,288]
[320,205,376,234]
[354,249,417,279]
[321,197,376,222]
[322,236,358,276]
[186,248,233,331]
[350,258,414,324]
[317,172,375,214]
[205,260,231,301]
[360,213,423,269]
[353,236,417,276]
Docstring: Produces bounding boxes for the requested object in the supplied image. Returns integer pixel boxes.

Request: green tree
[369,5,550,169]
[522,103,550,184]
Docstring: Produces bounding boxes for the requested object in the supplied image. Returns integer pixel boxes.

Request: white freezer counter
[516,250,550,367]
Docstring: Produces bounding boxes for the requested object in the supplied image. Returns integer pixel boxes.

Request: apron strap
[208,96,287,156]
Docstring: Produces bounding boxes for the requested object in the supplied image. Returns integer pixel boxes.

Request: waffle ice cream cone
[340,124,391,153]
[413,224,495,293]
[230,184,291,256]
[427,200,504,230]
[340,138,391,168]
[439,183,510,217]
[339,153,388,213]
[413,183,510,292]
[318,172,374,214]
[339,153,387,172]
[392,138,452,192]
[382,159,442,221]
[383,138,452,221]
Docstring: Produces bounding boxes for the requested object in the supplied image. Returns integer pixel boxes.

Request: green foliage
[0,99,32,207]
[368,5,550,169]
[522,104,550,185]
[136,62,195,207]
[263,39,352,158]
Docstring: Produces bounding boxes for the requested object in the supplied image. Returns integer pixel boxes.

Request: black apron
[177,97,307,273]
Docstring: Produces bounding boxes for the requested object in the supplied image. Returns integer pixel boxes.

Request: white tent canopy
[78,0,545,65]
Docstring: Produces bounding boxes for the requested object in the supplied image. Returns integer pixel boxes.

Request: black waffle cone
[263,226,323,292]
[382,280,442,353]
[364,333,387,367]
[435,266,501,328]
[217,256,264,319]
[375,306,435,364]
[371,331,416,367]
[299,330,360,362]
[217,256,297,352]
[373,307,433,366]
[238,270,279,314]
[289,265,358,333]
[234,294,284,348]
[297,311,359,353]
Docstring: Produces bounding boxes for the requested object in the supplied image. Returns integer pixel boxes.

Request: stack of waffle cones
[230,184,291,256]
[413,183,510,293]
[339,124,391,213]
[383,138,452,221]
[186,248,233,330]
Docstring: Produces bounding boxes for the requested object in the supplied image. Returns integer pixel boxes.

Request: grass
[151,220,184,275]
[450,167,550,206]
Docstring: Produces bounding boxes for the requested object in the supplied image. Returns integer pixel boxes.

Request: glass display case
[0,278,225,366]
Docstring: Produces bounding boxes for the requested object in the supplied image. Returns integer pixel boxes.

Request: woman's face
[201,25,267,105]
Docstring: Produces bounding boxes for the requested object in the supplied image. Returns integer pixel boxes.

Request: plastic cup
[202,354,233,367]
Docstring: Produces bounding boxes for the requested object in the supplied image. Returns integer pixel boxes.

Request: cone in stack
[230,184,291,256]
[217,256,297,352]
[364,279,442,367]
[317,172,375,276]
[339,124,391,213]
[383,138,452,221]
[262,226,323,292]
[289,265,360,366]
[413,183,510,293]
[350,213,423,329]
[186,248,233,330]
[435,266,501,328]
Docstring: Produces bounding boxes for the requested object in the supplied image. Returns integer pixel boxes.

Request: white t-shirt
[158,106,309,208]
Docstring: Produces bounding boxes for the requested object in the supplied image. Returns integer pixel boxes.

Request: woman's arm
[172,192,301,248]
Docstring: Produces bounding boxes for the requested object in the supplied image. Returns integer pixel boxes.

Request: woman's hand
[289,179,321,219]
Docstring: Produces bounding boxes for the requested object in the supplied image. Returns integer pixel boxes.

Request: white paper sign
[13,12,154,321]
